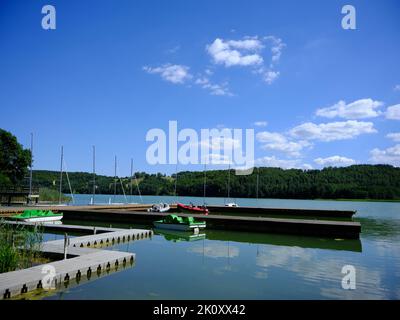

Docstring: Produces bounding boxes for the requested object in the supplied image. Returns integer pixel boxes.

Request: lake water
[42,195,400,300]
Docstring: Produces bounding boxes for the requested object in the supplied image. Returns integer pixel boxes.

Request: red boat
[177,203,209,215]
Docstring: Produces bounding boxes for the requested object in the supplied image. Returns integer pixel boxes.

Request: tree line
[31,165,400,200]
[1,128,400,201]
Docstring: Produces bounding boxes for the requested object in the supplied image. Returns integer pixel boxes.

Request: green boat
[12,210,63,223]
[155,229,206,242]
[153,214,206,232]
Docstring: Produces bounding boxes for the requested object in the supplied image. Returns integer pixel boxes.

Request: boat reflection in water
[154,229,206,242]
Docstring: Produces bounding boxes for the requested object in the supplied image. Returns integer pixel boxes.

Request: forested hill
[30,165,400,200]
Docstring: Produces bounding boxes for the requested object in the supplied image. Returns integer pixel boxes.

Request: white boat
[224,163,238,207]
[225,202,239,207]
[148,203,170,213]
[22,215,63,223]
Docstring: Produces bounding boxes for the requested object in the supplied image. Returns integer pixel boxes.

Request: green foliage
[31,165,400,200]
[0,220,44,273]
[39,187,72,203]
[0,129,32,187]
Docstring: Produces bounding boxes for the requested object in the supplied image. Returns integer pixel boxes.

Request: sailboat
[89,145,96,205]
[32,145,72,215]
[225,163,238,207]
[110,155,125,205]
[128,158,141,205]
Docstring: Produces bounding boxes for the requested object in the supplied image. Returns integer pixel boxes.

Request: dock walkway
[0,221,152,299]
[1,203,362,238]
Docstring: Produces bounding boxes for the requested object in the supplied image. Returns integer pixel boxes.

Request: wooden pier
[205,205,356,219]
[0,222,152,300]
[60,208,361,239]
[0,203,362,239]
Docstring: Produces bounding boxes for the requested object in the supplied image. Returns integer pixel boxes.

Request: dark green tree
[0,129,32,187]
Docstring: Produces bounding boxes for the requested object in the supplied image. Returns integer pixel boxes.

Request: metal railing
[0,187,40,194]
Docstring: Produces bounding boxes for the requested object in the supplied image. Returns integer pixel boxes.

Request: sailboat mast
[114,155,117,202]
[29,133,33,197]
[227,163,231,199]
[92,146,96,203]
[174,163,178,203]
[256,167,259,200]
[59,146,64,204]
[203,163,207,205]
[130,158,133,196]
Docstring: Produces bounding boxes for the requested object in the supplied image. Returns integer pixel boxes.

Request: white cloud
[166,45,180,54]
[206,36,285,85]
[255,156,300,169]
[206,153,231,165]
[255,156,310,170]
[370,144,400,167]
[385,104,400,120]
[257,131,287,144]
[253,121,268,127]
[289,120,377,142]
[316,99,383,119]
[206,38,264,67]
[394,84,400,92]
[189,243,239,258]
[259,36,285,84]
[265,35,285,65]
[195,77,232,96]
[386,132,400,142]
[143,64,192,84]
[302,163,313,170]
[196,136,241,164]
[256,131,310,157]
[200,136,240,151]
[314,156,356,167]
[263,70,280,85]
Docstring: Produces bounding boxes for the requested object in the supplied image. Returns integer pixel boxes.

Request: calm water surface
[41,195,400,300]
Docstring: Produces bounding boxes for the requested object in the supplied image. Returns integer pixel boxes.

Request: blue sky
[0,0,399,176]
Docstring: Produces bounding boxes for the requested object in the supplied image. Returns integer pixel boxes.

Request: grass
[39,187,72,203]
[0,219,44,273]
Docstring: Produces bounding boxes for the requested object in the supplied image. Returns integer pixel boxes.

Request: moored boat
[155,229,206,242]
[148,203,170,213]
[177,203,209,214]
[225,202,239,207]
[12,210,63,222]
[153,214,206,232]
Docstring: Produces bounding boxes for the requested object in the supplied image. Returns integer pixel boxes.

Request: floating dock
[0,222,152,300]
[204,205,356,219]
[61,208,361,239]
[0,203,356,219]
[0,203,361,239]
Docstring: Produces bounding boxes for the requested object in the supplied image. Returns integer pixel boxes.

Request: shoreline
[66,194,400,204]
